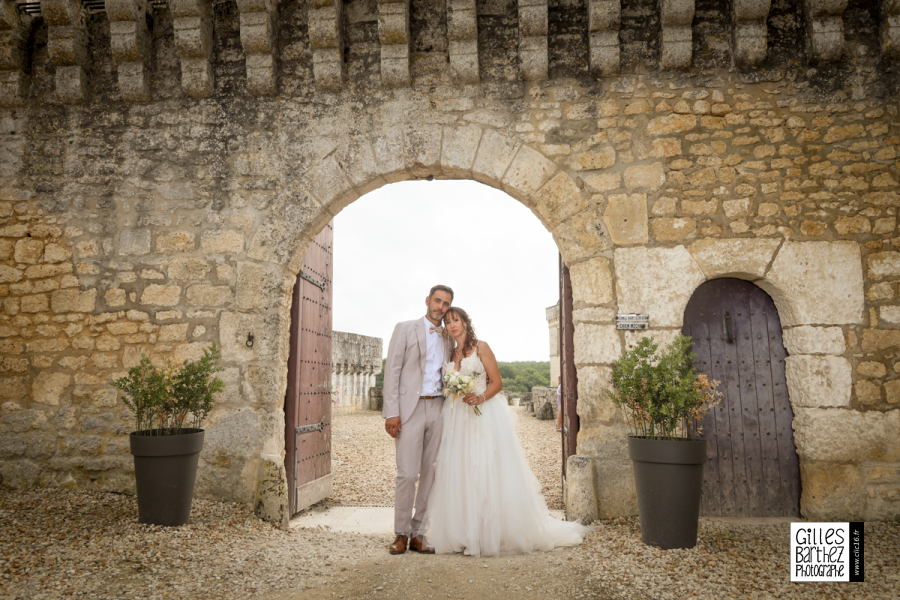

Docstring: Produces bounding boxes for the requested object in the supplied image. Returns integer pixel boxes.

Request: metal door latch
[296,420,327,434]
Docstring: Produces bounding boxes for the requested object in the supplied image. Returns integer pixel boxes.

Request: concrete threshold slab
[290,506,565,535]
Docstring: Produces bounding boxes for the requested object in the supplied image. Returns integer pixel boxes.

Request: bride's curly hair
[444,307,478,357]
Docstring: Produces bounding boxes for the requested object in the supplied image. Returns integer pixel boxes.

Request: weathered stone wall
[546,303,559,386]
[0,0,897,525]
[331,330,382,412]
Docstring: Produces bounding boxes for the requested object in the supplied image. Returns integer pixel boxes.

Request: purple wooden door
[682,278,800,517]
[284,223,333,515]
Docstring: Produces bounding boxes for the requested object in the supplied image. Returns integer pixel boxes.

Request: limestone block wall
[331,330,382,412]
[546,303,559,387]
[0,0,897,525]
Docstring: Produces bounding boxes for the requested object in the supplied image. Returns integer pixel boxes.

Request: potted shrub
[608,335,721,549]
[113,344,224,526]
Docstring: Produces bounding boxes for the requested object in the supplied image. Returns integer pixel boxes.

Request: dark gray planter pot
[129,428,204,526]
[628,436,706,549]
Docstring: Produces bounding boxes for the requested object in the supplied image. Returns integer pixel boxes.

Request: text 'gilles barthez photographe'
[790,522,864,582]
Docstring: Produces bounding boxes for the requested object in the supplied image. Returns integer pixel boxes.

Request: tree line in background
[375,360,551,396]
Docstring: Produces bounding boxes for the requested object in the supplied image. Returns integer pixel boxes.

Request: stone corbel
[732,0,771,67]
[0,0,32,106]
[659,0,694,69]
[881,0,900,56]
[308,0,343,90]
[236,0,278,95]
[447,0,478,83]
[803,0,848,63]
[171,0,214,98]
[377,0,409,88]
[41,0,87,103]
[587,0,620,76]
[105,0,152,102]
[518,0,548,80]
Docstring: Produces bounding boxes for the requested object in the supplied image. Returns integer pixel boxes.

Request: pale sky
[332,180,560,361]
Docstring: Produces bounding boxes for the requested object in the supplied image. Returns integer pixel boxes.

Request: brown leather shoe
[409,536,435,554]
[388,535,408,554]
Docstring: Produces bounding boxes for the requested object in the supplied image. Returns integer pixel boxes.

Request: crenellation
[803,0,848,63]
[106,0,153,101]
[518,0,548,80]
[0,0,33,106]
[587,0,620,75]
[41,0,88,103]
[308,0,343,90]
[376,0,409,87]
[171,0,215,97]
[236,0,279,95]
[659,0,694,70]
[732,0,771,67]
[447,0,478,82]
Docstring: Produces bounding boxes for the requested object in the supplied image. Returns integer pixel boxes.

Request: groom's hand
[385,417,401,438]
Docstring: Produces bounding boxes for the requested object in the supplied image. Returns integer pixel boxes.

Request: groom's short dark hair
[429,284,454,301]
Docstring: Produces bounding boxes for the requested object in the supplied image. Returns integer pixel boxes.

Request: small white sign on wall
[616,313,649,330]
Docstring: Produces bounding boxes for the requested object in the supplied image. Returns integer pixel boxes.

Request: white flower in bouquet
[442,371,483,416]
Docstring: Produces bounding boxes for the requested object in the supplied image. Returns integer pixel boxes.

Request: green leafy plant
[607,335,721,439]
[113,344,224,435]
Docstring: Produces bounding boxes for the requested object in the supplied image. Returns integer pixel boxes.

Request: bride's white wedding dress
[424,351,589,556]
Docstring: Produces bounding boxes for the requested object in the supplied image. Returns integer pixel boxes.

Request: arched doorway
[284,180,568,516]
[682,278,801,517]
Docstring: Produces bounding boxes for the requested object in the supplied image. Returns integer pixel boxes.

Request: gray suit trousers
[394,396,443,537]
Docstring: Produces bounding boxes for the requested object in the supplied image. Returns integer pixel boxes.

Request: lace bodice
[445,351,488,395]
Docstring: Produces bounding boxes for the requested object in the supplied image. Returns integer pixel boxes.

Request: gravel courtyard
[1,408,897,599]
[331,407,564,510]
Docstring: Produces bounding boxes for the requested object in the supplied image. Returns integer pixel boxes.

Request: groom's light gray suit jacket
[382,319,451,424]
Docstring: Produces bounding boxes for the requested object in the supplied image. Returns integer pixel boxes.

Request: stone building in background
[0,0,897,526]
[331,331,382,413]
[546,304,560,388]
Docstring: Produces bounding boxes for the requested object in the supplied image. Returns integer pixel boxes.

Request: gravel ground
[331,407,563,510]
[1,489,897,600]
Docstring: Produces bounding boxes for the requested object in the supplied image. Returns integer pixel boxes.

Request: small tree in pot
[113,345,224,526]
[608,335,721,549]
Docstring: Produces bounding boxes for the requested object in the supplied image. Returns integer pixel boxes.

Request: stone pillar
[587,0,620,76]
[732,0,771,67]
[659,0,695,70]
[106,0,153,102]
[309,0,344,90]
[172,0,215,97]
[41,0,87,103]
[0,0,32,106]
[377,0,410,87]
[518,0,548,80]
[236,0,279,95]
[448,0,478,83]
[803,0,848,63]
[547,303,560,387]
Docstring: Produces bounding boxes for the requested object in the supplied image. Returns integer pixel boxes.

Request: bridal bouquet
[443,371,483,416]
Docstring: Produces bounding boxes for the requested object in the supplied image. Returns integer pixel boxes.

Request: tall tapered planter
[628,436,706,549]
[130,428,205,526]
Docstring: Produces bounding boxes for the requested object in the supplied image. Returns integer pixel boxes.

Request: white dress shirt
[420,317,444,396]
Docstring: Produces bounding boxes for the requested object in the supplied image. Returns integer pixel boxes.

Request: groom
[382,284,453,555]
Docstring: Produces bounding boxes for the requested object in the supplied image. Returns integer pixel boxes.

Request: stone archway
[233,124,610,525]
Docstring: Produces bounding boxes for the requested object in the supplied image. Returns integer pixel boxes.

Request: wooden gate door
[682,278,800,517]
[559,255,578,476]
[284,223,333,515]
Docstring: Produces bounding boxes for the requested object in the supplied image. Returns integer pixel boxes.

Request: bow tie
[429,325,444,335]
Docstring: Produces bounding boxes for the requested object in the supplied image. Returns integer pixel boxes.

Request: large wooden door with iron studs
[682,278,800,517]
[284,222,333,515]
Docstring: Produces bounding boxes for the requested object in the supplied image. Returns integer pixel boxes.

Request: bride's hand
[463,393,484,406]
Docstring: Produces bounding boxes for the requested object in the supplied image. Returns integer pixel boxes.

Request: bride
[424,307,589,556]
